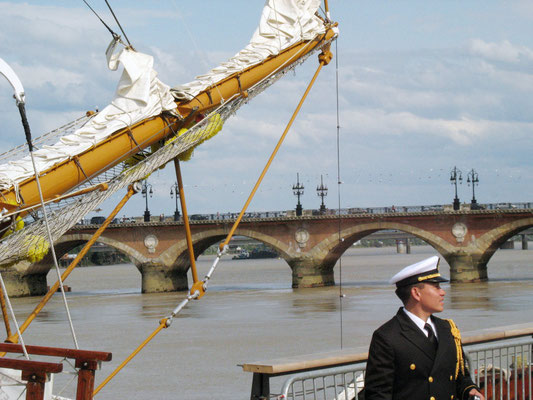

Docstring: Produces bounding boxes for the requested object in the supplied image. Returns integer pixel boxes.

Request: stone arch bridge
[7,209,533,296]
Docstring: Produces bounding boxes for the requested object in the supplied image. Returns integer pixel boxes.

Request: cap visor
[425,276,448,283]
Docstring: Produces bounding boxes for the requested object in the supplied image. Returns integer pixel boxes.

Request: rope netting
[0,115,92,166]
[0,41,327,267]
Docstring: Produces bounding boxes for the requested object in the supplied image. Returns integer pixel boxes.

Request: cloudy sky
[1,1,532,218]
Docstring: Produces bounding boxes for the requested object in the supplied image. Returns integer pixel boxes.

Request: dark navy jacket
[364,308,477,400]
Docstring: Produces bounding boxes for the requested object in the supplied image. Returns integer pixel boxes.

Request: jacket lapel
[396,308,437,361]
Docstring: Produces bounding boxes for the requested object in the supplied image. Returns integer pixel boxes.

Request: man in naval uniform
[364,256,485,400]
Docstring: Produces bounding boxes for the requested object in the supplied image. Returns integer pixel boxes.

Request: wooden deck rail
[0,343,112,400]
[0,357,62,400]
[241,323,533,400]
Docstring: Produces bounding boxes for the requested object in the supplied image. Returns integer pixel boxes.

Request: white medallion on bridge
[295,229,310,248]
[144,234,159,254]
[451,223,467,243]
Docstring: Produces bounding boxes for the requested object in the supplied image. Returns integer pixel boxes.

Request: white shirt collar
[402,307,438,339]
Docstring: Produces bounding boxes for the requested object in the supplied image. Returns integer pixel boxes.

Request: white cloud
[468,39,533,63]
[475,60,533,92]
[340,108,533,146]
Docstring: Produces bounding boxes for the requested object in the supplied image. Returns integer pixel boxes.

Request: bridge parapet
[75,207,533,229]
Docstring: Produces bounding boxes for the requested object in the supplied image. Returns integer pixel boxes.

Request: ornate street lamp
[292,173,304,216]
[170,182,180,221]
[141,180,153,222]
[450,166,462,211]
[467,169,479,210]
[316,175,328,214]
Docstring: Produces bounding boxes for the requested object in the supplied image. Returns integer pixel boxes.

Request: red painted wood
[75,360,98,400]
[480,368,532,400]
[0,358,62,374]
[0,343,111,362]
[0,344,112,400]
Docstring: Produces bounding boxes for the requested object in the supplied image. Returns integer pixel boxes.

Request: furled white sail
[172,0,326,100]
[0,40,176,192]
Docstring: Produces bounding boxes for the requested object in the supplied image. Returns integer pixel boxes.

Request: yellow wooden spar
[0,25,337,216]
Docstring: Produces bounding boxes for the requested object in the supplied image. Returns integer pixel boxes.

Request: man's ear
[410,285,422,302]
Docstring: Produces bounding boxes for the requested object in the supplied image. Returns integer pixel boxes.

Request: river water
[8,245,533,399]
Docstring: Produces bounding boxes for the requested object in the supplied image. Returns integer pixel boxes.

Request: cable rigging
[81,0,133,48]
[334,36,345,350]
[104,0,134,49]
[81,0,120,42]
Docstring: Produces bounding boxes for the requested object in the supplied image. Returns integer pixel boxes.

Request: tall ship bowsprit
[0,1,338,398]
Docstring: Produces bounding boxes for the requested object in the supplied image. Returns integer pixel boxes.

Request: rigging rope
[9,91,80,349]
[0,274,29,360]
[334,39,344,349]
[28,127,79,350]
[0,282,12,338]
[81,0,121,42]
[104,0,134,49]
[174,159,199,283]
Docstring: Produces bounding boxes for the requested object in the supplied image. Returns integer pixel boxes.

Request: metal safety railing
[278,363,366,400]
[272,337,533,400]
[465,337,533,400]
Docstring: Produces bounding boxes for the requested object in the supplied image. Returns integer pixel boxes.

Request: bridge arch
[310,222,456,268]
[162,226,292,271]
[475,217,533,267]
[54,234,145,267]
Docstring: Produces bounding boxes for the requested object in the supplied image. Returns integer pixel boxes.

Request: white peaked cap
[389,256,448,287]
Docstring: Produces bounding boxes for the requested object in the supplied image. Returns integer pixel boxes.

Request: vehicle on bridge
[90,216,106,225]
[189,214,209,221]
[424,204,444,211]
[493,202,518,210]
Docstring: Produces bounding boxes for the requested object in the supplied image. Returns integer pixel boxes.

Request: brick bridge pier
[5,209,533,296]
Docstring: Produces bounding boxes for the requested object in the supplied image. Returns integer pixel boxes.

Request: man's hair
[395,282,425,305]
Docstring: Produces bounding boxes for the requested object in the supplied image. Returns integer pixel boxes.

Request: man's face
[416,282,446,314]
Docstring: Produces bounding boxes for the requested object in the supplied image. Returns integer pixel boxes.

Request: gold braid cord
[447,319,465,378]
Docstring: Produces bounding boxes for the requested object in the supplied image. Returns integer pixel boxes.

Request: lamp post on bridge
[467,169,479,210]
[450,166,462,211]
[141,180,153,222]
[170,182,180,221]
[292,173,304,217]
[316,175,328,214]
